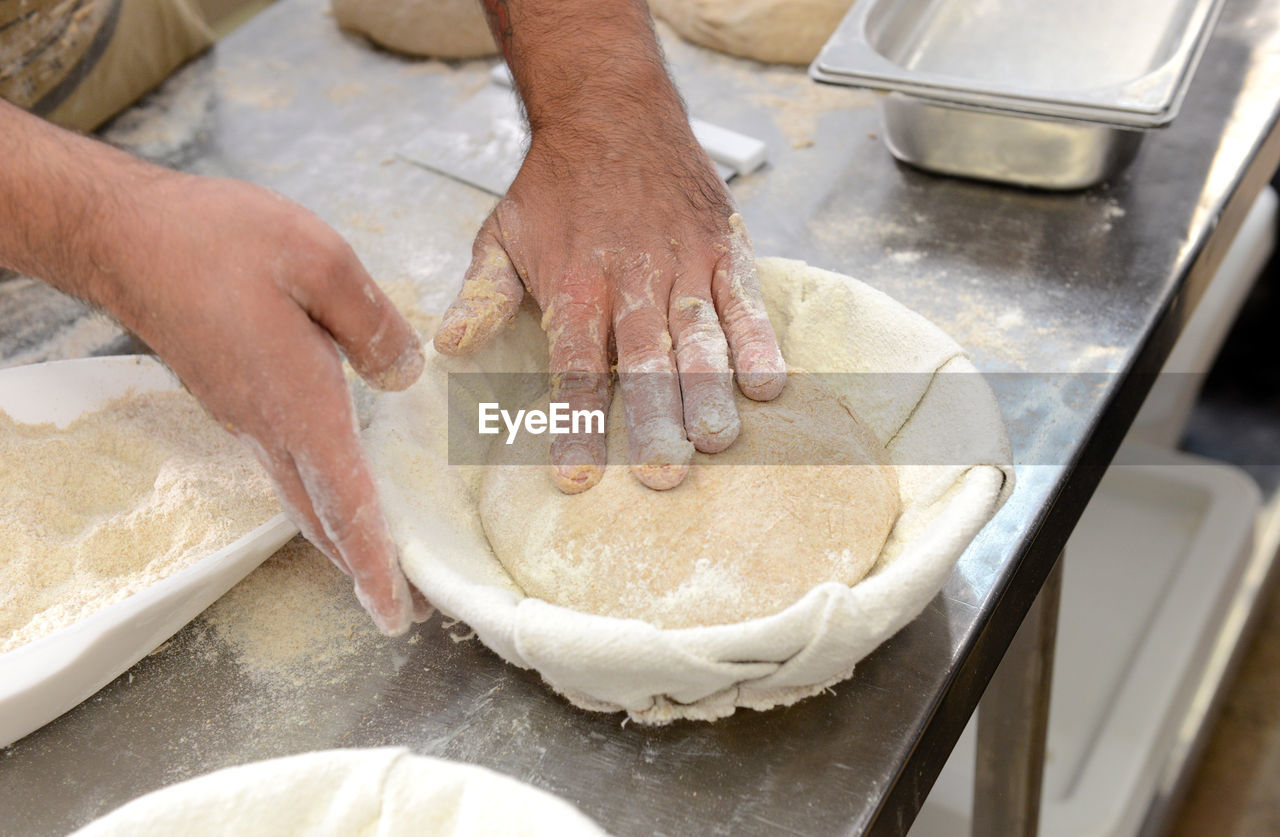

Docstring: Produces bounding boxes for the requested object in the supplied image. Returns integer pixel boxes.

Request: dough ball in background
[331,0,497,59]
[647,0,855,65]
[479,372,901,629]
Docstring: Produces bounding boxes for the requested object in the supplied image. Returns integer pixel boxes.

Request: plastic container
[909,445,1260,837]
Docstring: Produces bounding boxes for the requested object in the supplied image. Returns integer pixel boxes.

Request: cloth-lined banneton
[365,257,1013,723]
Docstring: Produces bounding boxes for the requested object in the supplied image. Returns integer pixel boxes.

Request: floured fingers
[712,214,786,401]
[669,290,739,453]
[435,216,526,356]
[544,278,612,494]
[614,287,694,490]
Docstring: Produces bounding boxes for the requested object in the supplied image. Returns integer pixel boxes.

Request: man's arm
[435,0,786,493]
[0,98,427,635]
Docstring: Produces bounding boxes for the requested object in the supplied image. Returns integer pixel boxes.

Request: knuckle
[674,313,726,351]
[675,335,731,377]
[730,328,774,353]
[680,367,734,401]
[547,317,609,372]
[551,369,610,404]
[465,247,513,288]
[669,294,717,330]
[722,299,771,334]
[550,296,605,325]
[549,343,606,372]
[470,215,503,256]
[612,298,654,332]
[317,236,359,280]
[614,305,668,347]
[293,238,360,301]
[618,344,672,374]
[279,208,347,265]
[548,270,606,305]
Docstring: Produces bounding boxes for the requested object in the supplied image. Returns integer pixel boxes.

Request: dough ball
[479,373,900,629]
[332,0,497,60]
[648,0,854,65]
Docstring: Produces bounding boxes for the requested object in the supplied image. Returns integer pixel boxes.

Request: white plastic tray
[0,356,297,748]
[909,445,1260,837]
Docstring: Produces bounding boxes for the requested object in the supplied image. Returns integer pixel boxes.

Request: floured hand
[433,0,786,494]
[109,174,431,635]
[0,101,430,639]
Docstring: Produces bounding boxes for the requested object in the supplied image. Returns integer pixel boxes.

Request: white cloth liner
[72,748,608,837]
[365,258,1014,723]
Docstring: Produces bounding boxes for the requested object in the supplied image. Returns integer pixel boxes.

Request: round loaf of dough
[332,0,497,60]
[72,749,608,836]
[648,0,854,65]
[479,373,900,629]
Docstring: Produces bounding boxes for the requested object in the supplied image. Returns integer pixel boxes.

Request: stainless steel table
[2,0,1279,834]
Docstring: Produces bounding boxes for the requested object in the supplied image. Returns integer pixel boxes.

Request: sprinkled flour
[0,390,280,653]
[203,536,385,679]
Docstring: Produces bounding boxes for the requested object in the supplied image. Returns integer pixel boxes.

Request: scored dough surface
[479,372,900,629]
[331,0,497,59]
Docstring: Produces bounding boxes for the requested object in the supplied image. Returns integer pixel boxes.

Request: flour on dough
[332,0,497,59]
[649,0,854,65]
[479,372,900,629]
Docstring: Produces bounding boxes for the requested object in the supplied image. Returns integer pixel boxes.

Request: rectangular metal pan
[811,0,1226,188]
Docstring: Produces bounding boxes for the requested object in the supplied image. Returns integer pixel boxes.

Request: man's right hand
[434,0,786,496]
[0,100,427,635]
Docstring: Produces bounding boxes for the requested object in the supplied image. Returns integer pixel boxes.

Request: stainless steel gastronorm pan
[810,0,1226,189]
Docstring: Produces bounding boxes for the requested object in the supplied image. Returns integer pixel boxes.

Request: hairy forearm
[479,0,686,134]
[0,99,154,306]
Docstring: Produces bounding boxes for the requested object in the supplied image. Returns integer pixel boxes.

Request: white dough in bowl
[72,748,608,836]
[479,373,901,629]
[364,257,1014,723]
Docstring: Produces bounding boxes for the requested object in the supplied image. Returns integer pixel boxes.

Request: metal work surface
[1,0,1278,833]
